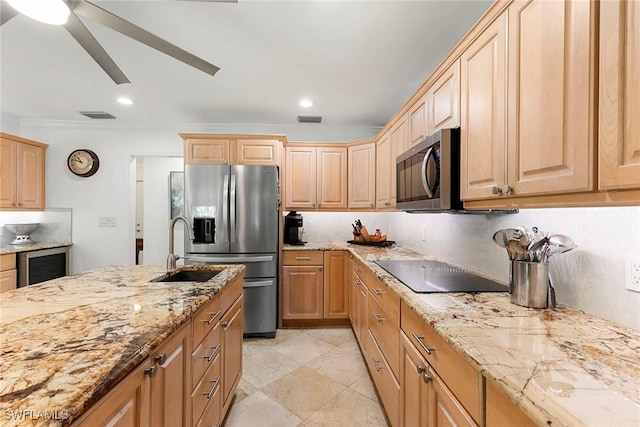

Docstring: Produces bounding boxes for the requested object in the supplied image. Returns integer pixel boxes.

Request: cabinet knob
[491,186,501,195]
[422,373,432,383]
[154,353,166,365]
[502,185,513,195]
[416,365,425,374]
[144,365,157,377]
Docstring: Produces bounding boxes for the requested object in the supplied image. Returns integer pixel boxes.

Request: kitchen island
[0,264,244,426]
[283,243,640,427]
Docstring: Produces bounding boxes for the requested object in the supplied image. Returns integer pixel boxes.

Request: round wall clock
[67,149,100,177]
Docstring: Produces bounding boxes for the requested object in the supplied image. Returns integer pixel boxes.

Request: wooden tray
[347,240,396,248]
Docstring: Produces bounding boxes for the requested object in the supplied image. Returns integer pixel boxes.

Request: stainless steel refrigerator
[184,164,279,338]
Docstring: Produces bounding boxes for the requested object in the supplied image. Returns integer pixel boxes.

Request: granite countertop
[285,242,640,427]
[0,264,244,426]
[0,242,73,255]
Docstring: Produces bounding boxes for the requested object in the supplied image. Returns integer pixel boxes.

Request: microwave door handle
[421,147,435,198]
[222,174,229,243]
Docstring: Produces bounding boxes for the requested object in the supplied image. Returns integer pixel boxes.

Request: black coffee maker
[284,211,305,245]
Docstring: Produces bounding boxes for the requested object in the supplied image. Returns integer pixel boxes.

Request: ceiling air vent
[297,115,322,124]
[80,111,116,120]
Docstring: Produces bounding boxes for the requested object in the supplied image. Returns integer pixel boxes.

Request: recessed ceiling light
[8,0,70,25]
[117,97,134,105]
[299,99,313,108]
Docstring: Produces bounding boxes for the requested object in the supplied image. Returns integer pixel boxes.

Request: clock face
[68,149,100,177]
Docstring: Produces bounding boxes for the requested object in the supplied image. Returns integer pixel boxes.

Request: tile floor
[223,327,389,427]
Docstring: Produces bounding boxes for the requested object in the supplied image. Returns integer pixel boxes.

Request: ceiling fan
[0,0,233,84]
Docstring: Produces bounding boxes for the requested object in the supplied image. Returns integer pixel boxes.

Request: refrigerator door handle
[187,255,274,263]
[230,174,237,243]
[222,174,229,243]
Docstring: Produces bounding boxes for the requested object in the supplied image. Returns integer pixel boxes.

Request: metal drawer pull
[423,373,432,383]
[372,359,383,372]
[144,365,157,377]
[372,313,383,323]
[204,310,221,325]
[412,332,434,355]
[203,378,220,399]
[204,344,221,362]
[221,321,229,328]
[154,353,166,365]
[354,266,363,272]
[373,289,384,296]
[295,256,311,260]
[416,364,425,374]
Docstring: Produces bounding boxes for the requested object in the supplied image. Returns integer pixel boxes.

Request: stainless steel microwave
[396,128,463,212]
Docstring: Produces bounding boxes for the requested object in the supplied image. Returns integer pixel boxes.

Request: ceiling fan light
[8,0,70,25]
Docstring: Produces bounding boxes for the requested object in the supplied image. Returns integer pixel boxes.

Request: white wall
[386,207,640,330]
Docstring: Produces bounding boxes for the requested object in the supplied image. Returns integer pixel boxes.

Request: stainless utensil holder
[510,261,550,308]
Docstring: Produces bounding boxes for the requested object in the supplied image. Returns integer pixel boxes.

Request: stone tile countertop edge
[0,242,73,255]
[0,264,244,426]
[284,242,640,427]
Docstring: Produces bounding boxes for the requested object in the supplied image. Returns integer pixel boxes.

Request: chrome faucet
[167,215,194,271]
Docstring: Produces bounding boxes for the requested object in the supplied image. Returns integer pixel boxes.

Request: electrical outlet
[99,217,117,227]
[422,227,427,241]
[625,254,640,293]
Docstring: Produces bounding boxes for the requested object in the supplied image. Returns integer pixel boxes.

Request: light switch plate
[625,254,640,293]
[99,217,117,227]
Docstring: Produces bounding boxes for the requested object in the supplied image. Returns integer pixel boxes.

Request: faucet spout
[167,215,194,271]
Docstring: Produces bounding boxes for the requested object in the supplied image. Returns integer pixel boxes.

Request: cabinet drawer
[195,378,222,427]
[0,253,16,271]
[400,301,481,424]
[193,296,221,347]
[192,323,221,391]
[192,351,221,425]
[368,275,399,326]
[221,275,243,315]
[368,295,400,379]
[365,330,399,427]
[282,251,324,265]
[353,257,377,287]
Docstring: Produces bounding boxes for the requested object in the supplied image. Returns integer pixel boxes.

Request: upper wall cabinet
[376,131,393,209]
[182,135,284,166]
[460,12,508,200]
[348,141,376,209]
[598,0,640,190]
[428,59,460,133]
[0,133,47,211]
[284,145,317,210]
[408,94,428,147]
[505,0,595,197]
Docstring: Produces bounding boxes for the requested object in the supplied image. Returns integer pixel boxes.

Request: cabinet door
[184,138,230,164]
[409,94,429,147]
[0,269,17,293]
[349,257,357,327]
[356,280,368,353]
[233,139,280,166]
[221,296,243,414]
[316,147,347,209]
[429,367,476,427]
[323,251,350,319]
[428,60,460,133]
[16,142,45,209]
[401,334,428,427]
[74,359,152,427]
[348,142,376,209]
[460,12,507,200]
[0,138,17,209]
[284,146,317,209]
[282,266,324,319]
[598,0,640,190]
[376,132,393,209]
[485,379,536,427]
[507,0,595,196]
[150,323,189,427]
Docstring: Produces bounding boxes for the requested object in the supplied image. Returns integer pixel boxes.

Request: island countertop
[0,264,244,426]
[284,242,640,427]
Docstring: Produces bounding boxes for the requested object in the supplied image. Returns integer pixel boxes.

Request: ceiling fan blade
[64,12,130,84]
[72,0,220,77]
[0,1,19,26]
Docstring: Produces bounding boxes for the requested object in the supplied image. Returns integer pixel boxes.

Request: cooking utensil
[492,228,522,248]
[547,234,577,259]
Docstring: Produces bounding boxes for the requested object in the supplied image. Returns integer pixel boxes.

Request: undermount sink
[152,269,220,283]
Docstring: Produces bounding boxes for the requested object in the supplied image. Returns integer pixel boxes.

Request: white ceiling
[0,0,493,128]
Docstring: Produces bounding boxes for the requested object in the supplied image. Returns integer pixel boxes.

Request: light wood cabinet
[427,60,460,133]
[505,0,595,197]
[182,135,284,166]
[282,261,324,319]
[0,253,17,293]
[0,133,47,211]
[348,141,376,209]
[366,330,400,427]
[74,358,153,427]
[376,131,393,209]
[460,12,508,201]
[408,94,428,147]
[285,146,317,209]
[485,378,536,427]
[323,251,350,319]
[598,0,640,190]
[221,296,243,415]
[317,147,348,209]
[150,323,189,427]
[401,333,429,427]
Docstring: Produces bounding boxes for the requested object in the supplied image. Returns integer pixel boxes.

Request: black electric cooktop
[374,259,508,293]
